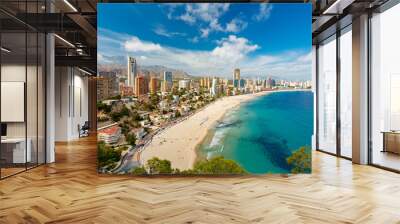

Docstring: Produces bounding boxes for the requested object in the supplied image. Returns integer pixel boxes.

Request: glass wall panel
[339,27,352,158]
[27,31,38,169]
[1,30,28,177]
[38,32,45,165]
[0,1,46,178]
[371,3,400,171]
[318,35,337,154]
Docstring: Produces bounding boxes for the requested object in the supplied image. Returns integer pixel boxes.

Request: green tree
[150,93,160,105]
[130,166,147,175]
[126,133,136,146]
[98,141,122,169]
[146,157,173,174]
[97,102,111,113]
[120,105,130,117]
[110,112,122,122]
[192,156,246,174]
[286,146,311,173]
[131,111,141,121]
[174,111,181,118]
[110,95,121,100]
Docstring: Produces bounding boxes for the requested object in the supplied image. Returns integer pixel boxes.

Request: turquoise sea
[198,90,314,174]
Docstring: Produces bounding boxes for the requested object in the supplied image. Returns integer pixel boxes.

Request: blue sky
[98,3,312,80]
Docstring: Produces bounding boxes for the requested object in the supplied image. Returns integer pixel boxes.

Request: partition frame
[367,1,400,173]
[0,1,48,180]
[315,23,353,161]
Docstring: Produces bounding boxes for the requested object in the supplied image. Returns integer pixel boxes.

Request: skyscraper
[127,56,137,89]
[149,77,158,94]
[135,76,148,97]
[178,79,191,89]
[163,71,173,92]
[234,68,240,80]
[211,77,219,96]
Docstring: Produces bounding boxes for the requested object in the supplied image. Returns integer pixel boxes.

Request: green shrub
[192,156,246,174]
[130,167,147,175]
[98,141,122,168]
[286,146,311,173]
[146,157,173,174]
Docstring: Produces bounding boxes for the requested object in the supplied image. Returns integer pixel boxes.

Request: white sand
[140,91,271,170]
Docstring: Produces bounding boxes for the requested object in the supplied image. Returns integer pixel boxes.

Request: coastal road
[113,147,140,173]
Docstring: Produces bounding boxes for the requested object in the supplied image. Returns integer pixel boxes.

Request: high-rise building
[205,77,211,89]
[119,83,134,96]
[149,77,158,94]
[211,77,219,96]
[97,77,109,101]
[163,71,173,92]
[127,57,137,89]
[135,76,148,97]
[178,79,191,89]
[98,71,120,98]
[234,68,240,80]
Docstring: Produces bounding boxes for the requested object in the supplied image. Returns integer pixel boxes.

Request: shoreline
[139,89,309,170]
[139,90,270,170]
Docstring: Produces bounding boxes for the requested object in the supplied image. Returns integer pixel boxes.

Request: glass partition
[317,35,337,154]
[1,31,28,177]
[371,3,400,171]
[0,1,46,179]
[339,26,352,158]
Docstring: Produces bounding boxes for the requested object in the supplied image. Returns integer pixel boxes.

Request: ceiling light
[78,67,93,76]
[322,0,355,15]
[54,34,75,48]
[63,0,78,12]
[323,0,341,15]
[1,47,11,53]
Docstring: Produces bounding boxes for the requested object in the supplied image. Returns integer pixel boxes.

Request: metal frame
[336,25,341,157]
[367,1,400,172]
[0,0,47,180]
[315,0,400,171]
[315,21,353,162]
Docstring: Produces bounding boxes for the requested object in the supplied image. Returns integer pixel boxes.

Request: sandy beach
[140,91,271,170]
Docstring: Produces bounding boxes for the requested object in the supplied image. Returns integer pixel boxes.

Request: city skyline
[98,3,312,80]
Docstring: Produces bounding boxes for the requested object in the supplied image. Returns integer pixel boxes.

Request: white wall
[54,67,89,141]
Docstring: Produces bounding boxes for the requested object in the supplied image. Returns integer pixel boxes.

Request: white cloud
[188,36,199,43]
[167,3,248,39]
[180,3,230,24]
[225,18,248,33]
[211,35,259,62]
[296,52,312,63]
[97,53,108,63]
[124,37,162,52]
[153,25,186,38]
[179,13,195,24]
[200,28,210,38]
[99,29,311,80]
[253,4,273,21]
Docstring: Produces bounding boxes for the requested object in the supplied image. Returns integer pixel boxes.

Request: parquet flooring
[1,136,400,223]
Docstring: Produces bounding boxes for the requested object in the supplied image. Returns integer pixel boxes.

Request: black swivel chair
[79,121,90,138]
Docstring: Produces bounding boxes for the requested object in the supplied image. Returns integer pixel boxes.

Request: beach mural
[97,3,312,175]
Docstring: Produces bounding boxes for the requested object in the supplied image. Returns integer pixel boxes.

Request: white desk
[1,138,31,163]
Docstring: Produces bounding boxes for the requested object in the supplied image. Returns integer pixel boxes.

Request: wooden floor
[1,136,400,224]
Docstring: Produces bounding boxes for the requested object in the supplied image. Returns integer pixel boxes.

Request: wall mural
[97,3,313,175]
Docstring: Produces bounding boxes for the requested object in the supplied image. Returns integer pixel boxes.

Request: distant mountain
[140,65,193,80]
[98,62,193,80]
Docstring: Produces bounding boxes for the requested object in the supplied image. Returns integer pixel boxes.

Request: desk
[382,131,400,154]
[1,138,31,163]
